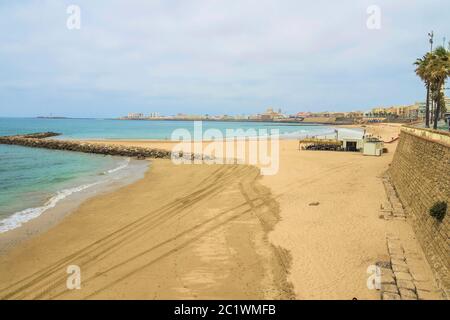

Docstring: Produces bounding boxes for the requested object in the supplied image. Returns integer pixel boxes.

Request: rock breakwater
[0,133,172,159]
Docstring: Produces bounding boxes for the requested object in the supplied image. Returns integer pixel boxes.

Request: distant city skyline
[1,0,449,118]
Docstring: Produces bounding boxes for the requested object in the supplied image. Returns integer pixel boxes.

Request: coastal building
[444,112,450,125]
[296,112,313,118]
[330,112,346,118]
[414,92,445,121]
[299,129,384,156]
[363,114,386,122]
[233,114,250,120]
[398,105,419,119]
[303,111,347,119]
[312,112,331,118]
[174,113,203,120]
[127,113,144,119]
[371,107,384,115]
[259,108,284,121]
[341,137,364,152]
[370,106,399,116]
[363,137,384,156]
[248,114,261,120]
[415,102,427,120]
[370,105,419,120]
[148,112,160,118]
[345,111,364,119]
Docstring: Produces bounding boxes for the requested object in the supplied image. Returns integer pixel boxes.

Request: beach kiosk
[363,137,384,156]
[341,137,364,152]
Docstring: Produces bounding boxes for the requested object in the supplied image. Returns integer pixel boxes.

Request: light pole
[428,31,434,52]
[427,31,434,127]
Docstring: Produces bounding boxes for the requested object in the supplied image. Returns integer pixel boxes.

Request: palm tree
[414,53,433,127]
[428,46,450,129]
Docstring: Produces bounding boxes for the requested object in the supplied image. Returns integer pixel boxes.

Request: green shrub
[429,201,447,221]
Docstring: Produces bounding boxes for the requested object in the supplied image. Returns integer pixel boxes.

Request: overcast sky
[1,0,449,117]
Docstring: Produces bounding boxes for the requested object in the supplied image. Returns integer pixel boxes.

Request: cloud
[0,0,449,117]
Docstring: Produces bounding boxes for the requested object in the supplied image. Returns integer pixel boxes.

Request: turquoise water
[0,144,117,215]
[0,117,355,233]
[0,118,337,140]
[0,144,128,232]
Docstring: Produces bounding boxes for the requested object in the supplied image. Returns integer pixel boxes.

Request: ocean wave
[0,182,101,233]
[105,158,130,174]
[0,158,133,233]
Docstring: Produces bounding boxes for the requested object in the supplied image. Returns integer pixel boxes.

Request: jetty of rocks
[0,132,172,159]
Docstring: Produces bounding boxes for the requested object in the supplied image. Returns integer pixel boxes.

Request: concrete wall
[389,127,450,292]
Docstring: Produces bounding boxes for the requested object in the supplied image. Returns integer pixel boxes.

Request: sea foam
[0,158,131,234]
[105,158,130,174]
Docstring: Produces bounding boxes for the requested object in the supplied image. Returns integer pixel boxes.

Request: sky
[0,0,449,118]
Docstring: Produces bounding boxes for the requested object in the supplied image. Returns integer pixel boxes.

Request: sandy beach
[0,161,293,299]
[2,0,449,304]
[0,124,440,299]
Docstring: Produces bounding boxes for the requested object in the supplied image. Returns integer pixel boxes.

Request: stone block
[413,281,433,292]
[394,272,413,281]
[381,283,399,294]
[391,258,407,266]
[381,201,392,210]
[392,264,409,273]
[381,274,396,285]
[397,279,416,291]
[387,241,402,250]
[382,292,401,300]
[410,272,429,282]
[417,289,442,300]
[399,288,417,300]
[389,248,405,256]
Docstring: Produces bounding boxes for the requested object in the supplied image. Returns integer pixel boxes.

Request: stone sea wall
[0,132,172,159]
[389,127,450,294]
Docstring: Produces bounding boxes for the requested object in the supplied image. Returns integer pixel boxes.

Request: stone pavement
[378,176,445,300]
[381,176,406,221]
[380,235,442,300]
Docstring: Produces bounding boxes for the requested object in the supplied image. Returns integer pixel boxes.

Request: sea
[0,117,363,233]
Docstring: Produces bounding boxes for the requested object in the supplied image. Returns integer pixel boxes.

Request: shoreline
[0,160,294,299]
[0,126,365,252]
[1,123,439,300]
[0,124,385,258]
[0,158,149,256]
